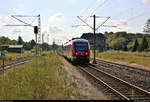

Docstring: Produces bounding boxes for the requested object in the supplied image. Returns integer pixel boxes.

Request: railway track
[78,65,150,100]
[94,59,150,92]
[0,55,37,72]
[96,59,150,76]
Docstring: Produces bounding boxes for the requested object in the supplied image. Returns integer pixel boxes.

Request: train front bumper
[73,56,90,64]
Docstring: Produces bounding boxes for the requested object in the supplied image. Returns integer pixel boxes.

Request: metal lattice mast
[5,15,41,55]
[38,14,41,53]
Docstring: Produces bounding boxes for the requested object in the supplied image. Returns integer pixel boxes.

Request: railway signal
[34,26,38,34]
[34,26,38,55]
[5,14,41,56]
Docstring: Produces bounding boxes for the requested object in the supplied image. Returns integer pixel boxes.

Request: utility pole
[93,15,96,64]
[47,34,49,44]
[42,33,44,52]
[77,15,111,64]
[38,14,41,55]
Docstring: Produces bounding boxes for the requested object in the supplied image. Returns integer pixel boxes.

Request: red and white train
[60,38,90,64]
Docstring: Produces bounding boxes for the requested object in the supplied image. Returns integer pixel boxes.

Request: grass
[101,50,150,56]
[0,51,79,100]
[91,50,150,67]
[0,51,35,64]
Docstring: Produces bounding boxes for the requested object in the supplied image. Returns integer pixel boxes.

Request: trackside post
[1,50,5,74]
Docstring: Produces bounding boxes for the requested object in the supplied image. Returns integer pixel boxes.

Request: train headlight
[76,52,79,56]
[85,52,88,56]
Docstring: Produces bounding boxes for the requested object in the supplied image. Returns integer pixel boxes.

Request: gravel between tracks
[58,56,108,100]
[96,58,150,92]
[98,58,150,71]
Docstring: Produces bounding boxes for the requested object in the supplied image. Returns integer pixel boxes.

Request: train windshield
[74,41,88,52]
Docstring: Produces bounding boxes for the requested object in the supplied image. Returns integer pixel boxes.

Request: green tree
[132,39,139,52]
[52,39,58,51]
[0,36,11,45]
[17,36,24,45]
[30,39,36,49]
[42,43,50,51]
[109,37,126,50]
[123,45,128,51]
[138,37,149,52]
[23,42,31,50]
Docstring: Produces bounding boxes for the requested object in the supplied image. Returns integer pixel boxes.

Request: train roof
[64,38,88,46]
[72,38,88,43]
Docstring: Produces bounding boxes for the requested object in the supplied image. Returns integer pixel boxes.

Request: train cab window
[74,42,88,52]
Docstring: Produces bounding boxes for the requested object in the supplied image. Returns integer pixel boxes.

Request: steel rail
[96,59,150,75]
[88,65,150,99]
[78,65,130,100]
[0,55,36,71]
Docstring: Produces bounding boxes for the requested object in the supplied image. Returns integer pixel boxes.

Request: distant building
[0,45,24,53]
[81,33,107,52]
[1,45,9,51]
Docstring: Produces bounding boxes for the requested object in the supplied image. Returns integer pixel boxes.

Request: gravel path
[59,56,108,100]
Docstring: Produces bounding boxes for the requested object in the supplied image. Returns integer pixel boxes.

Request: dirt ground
[59,56,108,100]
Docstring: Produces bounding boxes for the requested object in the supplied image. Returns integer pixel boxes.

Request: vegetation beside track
[0,51,35,64]
[0,51,78,100]
[91,50,150,67]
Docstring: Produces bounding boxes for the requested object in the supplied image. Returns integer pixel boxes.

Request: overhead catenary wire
[29,16,38,25]
[100,2,150,32]
[90,0,109,15]
[79,0,98,16]
[112,10,150,28]
[112,2,150,19]
[72,0,97,27]
[127,10,150,22]
[72,0,110,33]
[83,0,110,22]
[11,15,34,27]
[75,0,150,34]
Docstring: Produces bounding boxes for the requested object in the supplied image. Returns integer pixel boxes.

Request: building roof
[81,33,106,39]
[0,45,9,47]
[8,45,23,48]
[0,45,23,48]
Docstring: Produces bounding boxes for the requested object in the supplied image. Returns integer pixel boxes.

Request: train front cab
[72,40,90,64]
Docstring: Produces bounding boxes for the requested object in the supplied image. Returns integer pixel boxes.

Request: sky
[0,0,150,45]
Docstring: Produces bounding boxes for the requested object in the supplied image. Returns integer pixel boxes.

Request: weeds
[0,51,77,100]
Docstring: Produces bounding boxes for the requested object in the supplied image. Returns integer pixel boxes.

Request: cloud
[49,25,64,34]
[13,28,22,33]
[42,13,67,44]
[142,0,150,3]
[46,13,66,36]
[5,16,12,21]
[48,13,65,24]
[119,19,128,26]
[13,4,26,14]
[94,18,130,33]
[0,21,6,28]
